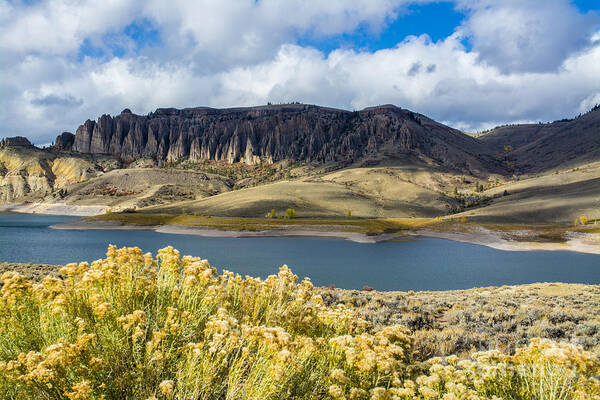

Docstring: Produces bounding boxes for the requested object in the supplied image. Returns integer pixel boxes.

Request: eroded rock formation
[60,104,502,175]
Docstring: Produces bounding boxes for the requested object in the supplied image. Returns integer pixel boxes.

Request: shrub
[0,246,408,399]
[0,247,598,399]
[285,208,296,219]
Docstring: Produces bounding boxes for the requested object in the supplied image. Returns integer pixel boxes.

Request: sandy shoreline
[0,202,107,216]
[49,219,600,253]
[155,224,400,243]
[409,229,600,255]
[51,220,397,243]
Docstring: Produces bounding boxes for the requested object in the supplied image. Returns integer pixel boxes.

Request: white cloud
[457,0,599,73]
[214,35,600,130]
[141,0,418,70]
[0,0,145,56]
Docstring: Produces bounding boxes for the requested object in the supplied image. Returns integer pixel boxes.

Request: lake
[0,212,599,291]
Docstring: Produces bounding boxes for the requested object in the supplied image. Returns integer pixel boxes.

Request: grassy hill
[454,162,600,224]
[142,165,457,218]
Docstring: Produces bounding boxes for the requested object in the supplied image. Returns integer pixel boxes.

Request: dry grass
[0,262,60,282]
[322,283,600,361]
[88,212,437,234]
[455,162,600,224]
[140,166,456,219]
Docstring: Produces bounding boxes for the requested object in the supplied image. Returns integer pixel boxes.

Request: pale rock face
[0,175,26,201]
[63,104,503,174]
[0,140,101,203]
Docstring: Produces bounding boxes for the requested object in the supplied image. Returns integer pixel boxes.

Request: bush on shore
[0,246,598,399]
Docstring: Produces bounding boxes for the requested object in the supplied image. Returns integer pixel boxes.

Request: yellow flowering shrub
[0,246,598,400]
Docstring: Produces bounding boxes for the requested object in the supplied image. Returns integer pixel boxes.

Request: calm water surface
[1,212,599,291]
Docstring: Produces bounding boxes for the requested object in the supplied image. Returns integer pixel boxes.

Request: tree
[453,187,458,196]
[347,210,352,218]
[269,209,276,219]
[285,208,296,219]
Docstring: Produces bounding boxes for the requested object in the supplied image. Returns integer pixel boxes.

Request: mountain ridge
[54,103,503,177]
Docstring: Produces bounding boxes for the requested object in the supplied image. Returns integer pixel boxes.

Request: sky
[1,0,599,145]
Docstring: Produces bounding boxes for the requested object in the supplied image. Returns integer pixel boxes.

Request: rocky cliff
[60,104,503,175]
[0,136,34,148]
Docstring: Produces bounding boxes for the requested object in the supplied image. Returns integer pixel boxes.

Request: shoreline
[50,220,398,243]
[0,202,107,216]
[409,228,600,255]
[50,219,600,253]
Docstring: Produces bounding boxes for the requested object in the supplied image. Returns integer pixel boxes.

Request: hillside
[56,168,234,211]
[480,106,600,173]
[453,162,600,224]
[142,161,467,218]
[1,103,599,223]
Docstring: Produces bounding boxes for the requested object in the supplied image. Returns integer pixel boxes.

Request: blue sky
[298,2,467,53]
[1,0,599,143]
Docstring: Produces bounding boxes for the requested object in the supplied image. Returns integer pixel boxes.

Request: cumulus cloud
[0,0,145,56]
[216,35,600,130]
[0,0,599,144]
[457,0,599,73]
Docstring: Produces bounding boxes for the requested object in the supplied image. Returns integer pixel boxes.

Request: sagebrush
[0,246,598,399]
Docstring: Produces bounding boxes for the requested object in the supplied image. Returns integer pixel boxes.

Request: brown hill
[479,106,600,173]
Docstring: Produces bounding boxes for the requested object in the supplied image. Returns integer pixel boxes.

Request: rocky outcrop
[0,139,111,203]
[62,104,503,175]
[54,132,75,151]
[0,137,33,148]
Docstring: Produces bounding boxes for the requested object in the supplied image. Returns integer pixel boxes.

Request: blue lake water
[0,212,599,291]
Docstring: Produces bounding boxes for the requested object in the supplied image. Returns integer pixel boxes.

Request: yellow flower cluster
[0,245,598,400]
